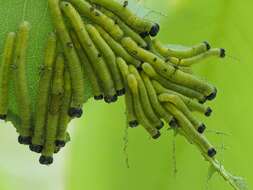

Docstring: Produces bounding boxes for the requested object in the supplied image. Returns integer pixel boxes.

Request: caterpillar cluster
[0,0,225,166]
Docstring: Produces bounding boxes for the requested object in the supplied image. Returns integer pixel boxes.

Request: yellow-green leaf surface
[0,0,92,128]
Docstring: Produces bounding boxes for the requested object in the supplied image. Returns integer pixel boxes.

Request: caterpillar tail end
[197,123,206,134]
[0,114,7,120]
[139,31,149,38]
[220,48,226,58]
[68,108,83,118]
[208,148,217,158]
[29,144,43,153]
[18,135,32,145]
[205,107,212,117]
[116,88,126,96]
[129,120,139,128]
[149,23,160,37]
[156,121,164,130]
[169,117,178,128]
[203,41,211,50]
[152,131,161,139]
[104,95,118,103]
[39,155,53,165]
[55,140,66,148]
[94,95,104,100]
[206,87,217,101]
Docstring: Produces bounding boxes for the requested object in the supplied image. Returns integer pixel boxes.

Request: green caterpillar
[168,48,225,67]
[121,37,217,100]
[117,57,138,127]
[164,103,216,157]
[40,54,65,165]
[55,69,72,148]
[127,74,159,138]
[158,93,206,134]
[67,0,124,40]
[141,62,206,102]
[152,39,211,59]
[69,30,104,100]
[12,21,32,145]
[152,80,212,116]
[48,0,84,118]
[97,6,147,48]
[30,33,57,153]
[95,24,141,67]
[0,32,16,120]
[61,1,117,103]
[141,72,174,125]
[128,65,163,130]
[88,0,160,37]
[86,24,125,96]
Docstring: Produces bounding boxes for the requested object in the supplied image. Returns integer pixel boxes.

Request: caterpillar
[40,54,65,165]
[97,6,147,48]
[121,37,217,100]
[87,0,160,37]
[152,80,212,116]
[69,30,104,100]
[152,39,211,59]
[94,24,141,68]
[141,62,206,102]
[140,72,174,125]
[116,57,138,127]
[163,103,216,157]
[167,48,226,67]
[12,21,32,145]
[158,93,206,134]
[128,65,164,130]
[67,0,124,40]
[0,32,16,120]
[86,24,125,96]
[48,0,84,118]
[30,33,57,153]
[61,1,117,103]
[55,68,72,148]
[127,74,160,138]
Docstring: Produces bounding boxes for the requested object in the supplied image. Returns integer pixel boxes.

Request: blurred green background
[0,0,252,190]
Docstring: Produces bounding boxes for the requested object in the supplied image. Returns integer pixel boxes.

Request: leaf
[0,1,93,128]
